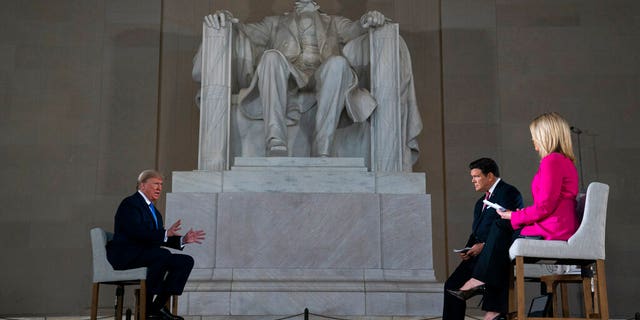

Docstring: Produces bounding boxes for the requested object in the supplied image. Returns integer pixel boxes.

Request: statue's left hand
[204,10,239,29]
[360,10,386,28]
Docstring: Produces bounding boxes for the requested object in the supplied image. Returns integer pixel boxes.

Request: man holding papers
[442,158,523,320]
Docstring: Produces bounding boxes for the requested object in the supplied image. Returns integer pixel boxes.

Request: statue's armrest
[197,23,234,171]
[368,23,404,172]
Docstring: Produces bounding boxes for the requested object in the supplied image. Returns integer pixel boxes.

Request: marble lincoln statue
[193,0,422,166]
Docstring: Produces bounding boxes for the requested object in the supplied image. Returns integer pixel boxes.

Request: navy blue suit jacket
[465,180,523,247]
[107,192,182,269]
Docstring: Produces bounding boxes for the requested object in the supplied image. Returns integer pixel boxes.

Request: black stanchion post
[304,308,309,320]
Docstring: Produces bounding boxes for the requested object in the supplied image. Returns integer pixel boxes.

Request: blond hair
[529,112,575,162]
[137,169,164,189]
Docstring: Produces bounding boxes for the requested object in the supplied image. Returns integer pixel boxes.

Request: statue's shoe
[268,145,288,156]
[267,139,288,156]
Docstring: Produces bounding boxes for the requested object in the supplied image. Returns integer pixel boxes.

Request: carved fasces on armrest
[198,23,233,170]
[369,23,403,172]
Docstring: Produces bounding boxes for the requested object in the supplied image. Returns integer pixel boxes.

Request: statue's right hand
[204,10,238,29]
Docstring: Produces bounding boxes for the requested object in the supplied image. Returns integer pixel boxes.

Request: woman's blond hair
[529,112,576,162]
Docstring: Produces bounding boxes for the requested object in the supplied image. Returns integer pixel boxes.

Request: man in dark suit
[107,170,205,320]
[442,158,523,320]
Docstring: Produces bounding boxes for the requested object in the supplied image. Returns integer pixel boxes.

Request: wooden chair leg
[581,275,593,318]
[140,280,146,320]
[91,283,99,320]
[595,260,609,320]
[116,284,124,320]
[516,256,527,320]
[171,295,179,314]
[508,264,516,316]
[559,282,569,317]
[134,289,140,320]
[541,277,560,317]
[552,282,560,317]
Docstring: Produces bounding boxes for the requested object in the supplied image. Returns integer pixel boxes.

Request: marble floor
[0,305,490,320]
[0,317,486,320]
[0,315,629,320]
[0,305,629,320]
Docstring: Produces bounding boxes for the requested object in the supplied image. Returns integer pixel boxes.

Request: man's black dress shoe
[157,306,184,320]
[446,284,486,300]
[491,313,507,320]
[146,309,164,320]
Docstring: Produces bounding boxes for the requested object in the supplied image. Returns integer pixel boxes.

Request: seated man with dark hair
[442,158,523,320]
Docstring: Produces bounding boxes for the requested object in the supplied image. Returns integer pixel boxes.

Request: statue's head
[295,0,319,13]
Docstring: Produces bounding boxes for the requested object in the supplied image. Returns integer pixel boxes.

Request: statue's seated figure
[193,0,422,172]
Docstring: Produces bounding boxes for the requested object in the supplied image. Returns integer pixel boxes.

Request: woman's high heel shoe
[446,284,486,300]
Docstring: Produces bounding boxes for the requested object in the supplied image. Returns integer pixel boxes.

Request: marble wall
[0,0,639,318]
[0,0,163,314]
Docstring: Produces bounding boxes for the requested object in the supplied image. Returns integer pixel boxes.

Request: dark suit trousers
[443,257,476,320]
[472,219,515,313]
[127,247,194,298]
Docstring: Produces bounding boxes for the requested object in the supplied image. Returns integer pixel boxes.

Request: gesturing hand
[183,228,206,244]
[167,219,182,237]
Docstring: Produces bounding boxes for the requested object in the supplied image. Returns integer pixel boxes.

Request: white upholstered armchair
[90,228,177,320]
[509,182,610,320]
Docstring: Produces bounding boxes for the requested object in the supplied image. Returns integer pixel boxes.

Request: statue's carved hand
[360,10,387,28]
[204,10,238,29]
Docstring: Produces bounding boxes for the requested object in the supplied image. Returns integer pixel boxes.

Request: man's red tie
[482,191,490,210]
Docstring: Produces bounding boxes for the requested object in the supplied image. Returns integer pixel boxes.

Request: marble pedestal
[166,158,443,318]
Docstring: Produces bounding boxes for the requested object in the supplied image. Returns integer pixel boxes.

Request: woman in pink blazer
[501,112,579,240]
[449,112,579,320]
